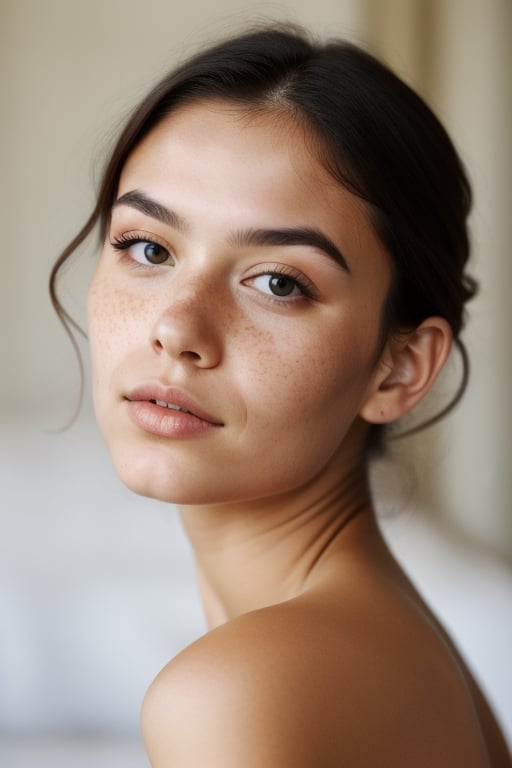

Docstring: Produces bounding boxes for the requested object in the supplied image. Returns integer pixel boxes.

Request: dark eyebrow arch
[113,190,189,233]
[113,189,350,273]
[229,227,350,273]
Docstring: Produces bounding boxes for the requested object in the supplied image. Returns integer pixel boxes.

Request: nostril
[153,335,201,360]
[181,350,201,361]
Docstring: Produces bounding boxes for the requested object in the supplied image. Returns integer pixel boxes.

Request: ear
[360,317,452,424]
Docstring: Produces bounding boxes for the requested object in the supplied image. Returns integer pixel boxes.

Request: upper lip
[124,384,224,425]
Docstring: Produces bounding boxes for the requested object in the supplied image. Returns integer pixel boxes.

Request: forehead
[120,100,340,206]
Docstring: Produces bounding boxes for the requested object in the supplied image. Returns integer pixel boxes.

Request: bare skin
[88,101,511,766]
[141,473,511,766]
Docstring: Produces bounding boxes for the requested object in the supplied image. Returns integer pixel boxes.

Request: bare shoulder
[141,591,497,767]
[141,603,332,767]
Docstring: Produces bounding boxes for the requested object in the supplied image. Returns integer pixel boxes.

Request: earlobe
[359,317,452,424]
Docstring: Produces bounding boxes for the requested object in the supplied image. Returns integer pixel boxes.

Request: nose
[150,282,223,368]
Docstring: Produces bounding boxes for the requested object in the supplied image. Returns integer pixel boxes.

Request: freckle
[232,321,276,380]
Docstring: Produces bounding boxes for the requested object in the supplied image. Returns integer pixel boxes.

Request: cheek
[234,321,280,386]
[237,315,377,438]
[88,274,146,364]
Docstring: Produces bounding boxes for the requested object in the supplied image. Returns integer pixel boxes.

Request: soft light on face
[87,101,392,505]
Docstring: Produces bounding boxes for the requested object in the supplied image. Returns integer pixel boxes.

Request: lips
[124,384,224,426]
[153,400,190,412]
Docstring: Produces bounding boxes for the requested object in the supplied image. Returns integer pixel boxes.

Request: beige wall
[364,0,512,556]
[2,0,511,556]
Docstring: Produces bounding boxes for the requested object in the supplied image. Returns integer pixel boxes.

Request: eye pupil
[269,275,294,296]
[144,242,168,264]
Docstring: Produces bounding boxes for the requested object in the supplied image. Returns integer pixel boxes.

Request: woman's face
[88,101,392,505]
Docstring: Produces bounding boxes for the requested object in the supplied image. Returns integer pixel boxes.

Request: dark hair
[50,24,477,452]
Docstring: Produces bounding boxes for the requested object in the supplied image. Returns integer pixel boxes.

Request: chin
[110,453,192,504]
[107,448,230,506]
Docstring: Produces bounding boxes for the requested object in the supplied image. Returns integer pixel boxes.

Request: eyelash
[109,233,319,301]
[110,233,173,266]
[249,266,319,301]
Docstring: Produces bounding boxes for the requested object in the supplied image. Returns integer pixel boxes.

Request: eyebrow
[113,190,189,233]
[228,227,350,273]
[113,189,350,273]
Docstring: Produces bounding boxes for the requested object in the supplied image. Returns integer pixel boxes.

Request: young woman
[51,25,511,768]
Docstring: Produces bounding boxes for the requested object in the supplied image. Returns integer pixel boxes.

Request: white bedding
[0,738,148,768]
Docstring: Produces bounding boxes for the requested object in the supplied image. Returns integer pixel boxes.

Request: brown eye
[268,275,296,296]
[143,242,170,264]
[246,271,308,300]
[111,235,175,267]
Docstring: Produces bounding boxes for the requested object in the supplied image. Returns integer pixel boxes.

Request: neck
[178,443,380,629]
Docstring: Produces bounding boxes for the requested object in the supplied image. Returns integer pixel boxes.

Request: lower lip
[125,400,222,438]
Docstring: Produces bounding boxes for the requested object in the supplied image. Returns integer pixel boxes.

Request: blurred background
[1,0,511,765]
